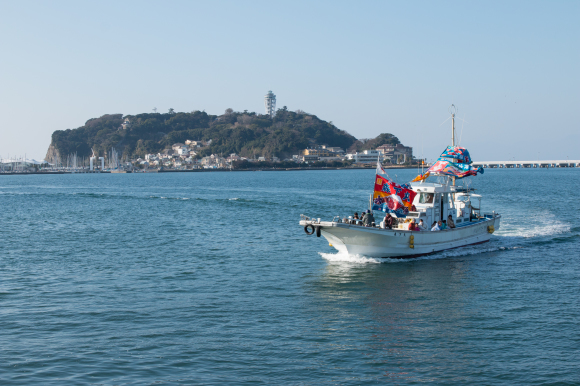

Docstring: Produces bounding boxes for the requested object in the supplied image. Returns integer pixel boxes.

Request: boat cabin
[397,182,484,228]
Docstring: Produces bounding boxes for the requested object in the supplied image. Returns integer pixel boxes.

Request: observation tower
[264,90,276,118]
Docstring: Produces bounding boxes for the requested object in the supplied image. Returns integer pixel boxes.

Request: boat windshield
[419,193,434,204]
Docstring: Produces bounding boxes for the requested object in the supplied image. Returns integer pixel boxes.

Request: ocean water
[1,168,579,385]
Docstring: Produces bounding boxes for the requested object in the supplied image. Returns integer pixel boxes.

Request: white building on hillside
[121,118,131,130]
[346,149,383,164]
[201,154,227,168]
[377,144,413,164]
[172,143,186,151]
[323,146,345,154]
[177,146,190,156]
[227,153,242,162]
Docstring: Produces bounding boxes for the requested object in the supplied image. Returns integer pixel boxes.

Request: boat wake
[319,251,383,264]
[496,216,570,239]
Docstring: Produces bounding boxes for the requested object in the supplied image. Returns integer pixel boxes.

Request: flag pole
[372,156,380,213]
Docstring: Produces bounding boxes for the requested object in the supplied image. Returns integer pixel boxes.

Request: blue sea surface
[1,169,579,385]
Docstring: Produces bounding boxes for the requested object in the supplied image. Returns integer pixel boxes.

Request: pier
[473,160,580,168]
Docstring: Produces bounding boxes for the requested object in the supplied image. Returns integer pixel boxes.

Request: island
[41,108,418,172]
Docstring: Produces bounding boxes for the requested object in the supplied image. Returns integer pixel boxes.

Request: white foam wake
[319,251,382,264]
[319,250,459,264]
[496,212,571,239]
[319,242,523,264]
[496,219,570,239]
[437,242,522,258]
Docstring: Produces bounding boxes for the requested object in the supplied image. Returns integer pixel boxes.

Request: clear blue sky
[0,0,578,161]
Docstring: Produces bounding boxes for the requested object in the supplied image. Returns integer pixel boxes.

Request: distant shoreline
[0,165,422,176]
[2,165,575,176]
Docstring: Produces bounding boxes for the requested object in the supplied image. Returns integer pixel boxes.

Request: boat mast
[450,104,456,187]
[451,111,455,147]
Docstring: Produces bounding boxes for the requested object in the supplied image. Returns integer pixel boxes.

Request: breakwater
[473,160,580,168]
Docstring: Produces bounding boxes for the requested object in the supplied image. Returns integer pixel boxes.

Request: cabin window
[419,193,434,204]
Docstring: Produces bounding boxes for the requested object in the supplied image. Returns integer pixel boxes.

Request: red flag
[373,175,417,208]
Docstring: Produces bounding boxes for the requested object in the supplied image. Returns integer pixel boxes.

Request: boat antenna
[449,104,457,146]
[448,104,457,187]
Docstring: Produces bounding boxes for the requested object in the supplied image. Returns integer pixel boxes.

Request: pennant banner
[439,146,472,164]
[376,157,386,175]
[372,175,417,217]
[426,159,483,178]
[424,146,483,179]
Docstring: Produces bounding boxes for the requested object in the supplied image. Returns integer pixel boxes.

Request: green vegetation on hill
[48,108,357,160]
[47,108,403,161]
[348,133,400,152]
[50,114,124,158]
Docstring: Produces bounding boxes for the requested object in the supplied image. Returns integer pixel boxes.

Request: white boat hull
[301,216,501,258]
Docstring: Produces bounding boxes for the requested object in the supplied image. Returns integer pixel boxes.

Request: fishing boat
[300,106,501,259]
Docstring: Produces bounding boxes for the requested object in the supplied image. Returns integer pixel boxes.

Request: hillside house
[376,144,413,163]
[121,118,131,130]
[201,154,226,169]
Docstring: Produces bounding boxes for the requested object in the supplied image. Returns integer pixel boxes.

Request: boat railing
[300,214,323,224]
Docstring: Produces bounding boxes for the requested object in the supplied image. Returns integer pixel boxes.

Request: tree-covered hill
[47,108,357,160]
[348,133,401,152]
[46,108,402,161]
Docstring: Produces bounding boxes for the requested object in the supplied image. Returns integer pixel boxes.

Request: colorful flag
[376,156,387,175]
[411,172,430,182]
[372,175,417,217]
[439,146,472,164]
[426,159,483,178]
[425,146,483,179]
